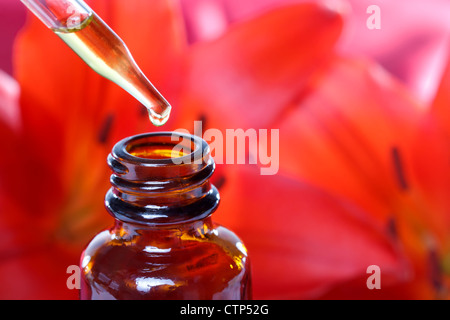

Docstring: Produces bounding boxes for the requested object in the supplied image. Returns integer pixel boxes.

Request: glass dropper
[20,0,172,126]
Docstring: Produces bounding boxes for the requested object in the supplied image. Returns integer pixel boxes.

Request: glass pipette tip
[20,0,172,126]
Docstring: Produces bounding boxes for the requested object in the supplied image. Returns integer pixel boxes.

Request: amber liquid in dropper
[52,13,171,126]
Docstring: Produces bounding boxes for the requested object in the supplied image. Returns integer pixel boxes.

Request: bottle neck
[105,132,220,226]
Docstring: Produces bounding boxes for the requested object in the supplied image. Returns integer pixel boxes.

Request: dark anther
[391,147,409,191]
[386,216,398,240]
[199,114,207,133]
[98,113,115,144]
[428,249,444,293]
[214,175,227,190]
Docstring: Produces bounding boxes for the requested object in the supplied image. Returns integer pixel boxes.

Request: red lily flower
[210,57,450,299]
[176,2,450,299]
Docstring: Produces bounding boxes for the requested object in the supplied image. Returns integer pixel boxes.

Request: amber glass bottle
[80,132,251,300]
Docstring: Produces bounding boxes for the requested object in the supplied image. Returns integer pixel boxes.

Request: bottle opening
[112,132,209,167]
[126,134,194,160]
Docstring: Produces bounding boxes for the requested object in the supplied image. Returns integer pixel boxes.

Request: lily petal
[177,2,344,131]
[277,58,424,224]
[431,53,450,132]
[215,165,410,299]
[0,70,21,130]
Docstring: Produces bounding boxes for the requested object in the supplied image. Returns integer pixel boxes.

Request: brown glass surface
[80,132,252,300]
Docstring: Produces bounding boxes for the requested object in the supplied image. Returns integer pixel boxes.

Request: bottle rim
[112,131,209,166]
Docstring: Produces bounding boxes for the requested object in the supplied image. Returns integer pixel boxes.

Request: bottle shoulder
[82,222,246,256]
[81,222,250,299]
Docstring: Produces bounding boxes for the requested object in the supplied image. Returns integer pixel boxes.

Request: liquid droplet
[148,105,171,127]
